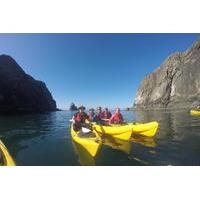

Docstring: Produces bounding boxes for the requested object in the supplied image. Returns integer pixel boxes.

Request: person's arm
[109,114,114,125]
[84,113,91,123]
[71,115,76,123]
[102,112,112,121]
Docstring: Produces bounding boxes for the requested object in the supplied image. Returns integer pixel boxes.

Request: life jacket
[103,111,112,119]
[74,112,88,123]
[109,112,124,124]
[96,112,104,121]
[88,113,96,122]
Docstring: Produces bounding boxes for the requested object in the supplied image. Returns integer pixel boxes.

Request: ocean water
[0,110,200,166]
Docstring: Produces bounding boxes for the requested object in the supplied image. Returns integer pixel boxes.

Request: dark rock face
[134,40,200,109]
[0,55,57,114]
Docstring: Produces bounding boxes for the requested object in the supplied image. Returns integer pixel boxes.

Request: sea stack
[70,102,78,111]
[0,55,57,114]
[134,40,200,109]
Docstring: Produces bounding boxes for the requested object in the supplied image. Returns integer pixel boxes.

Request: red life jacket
[103,111,112,119]
[109,113,124,124]
[74,112,88,123]
[96,112,104,121]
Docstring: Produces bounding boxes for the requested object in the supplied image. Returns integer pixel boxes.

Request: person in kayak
[95,107,104,124]
[72,106,89,131]
[88,108,96,122]
[103,108,112,120]
[109,108,124,124]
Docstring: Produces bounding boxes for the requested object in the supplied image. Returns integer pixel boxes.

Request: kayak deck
[92,123,133,135]
[0,140,16,166]
[70,126,102,157]
[92,123,133,141]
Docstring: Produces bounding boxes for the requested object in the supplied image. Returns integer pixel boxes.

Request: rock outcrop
[0,55,57,114]
[69,102,78,111]
[134,40,200,109]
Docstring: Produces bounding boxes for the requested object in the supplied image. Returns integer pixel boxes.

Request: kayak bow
[70,125,102,157]
[0,140,16,166]
[190,110,200,115]
[132,121,159,137]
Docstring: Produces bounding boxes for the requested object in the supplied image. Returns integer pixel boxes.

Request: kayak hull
[70,126,102,157]
[0,140,16,166]
[132,122,159,137]
[72,141,95,166]
[92,123,132,141]
[92,121,159,138]
[190,110,200,115]
[109,131,132,141]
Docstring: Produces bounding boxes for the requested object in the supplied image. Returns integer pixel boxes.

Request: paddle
[81,127,92,133]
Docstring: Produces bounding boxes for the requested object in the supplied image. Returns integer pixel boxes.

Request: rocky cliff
[134,40,200,109]
[0,55,57,114]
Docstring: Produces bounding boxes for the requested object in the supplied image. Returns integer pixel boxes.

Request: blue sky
[0,33,199,109]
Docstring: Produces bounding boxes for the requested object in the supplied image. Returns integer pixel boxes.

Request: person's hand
[69,119,75,123]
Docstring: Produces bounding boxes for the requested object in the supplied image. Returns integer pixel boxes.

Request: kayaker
[95,107,104,123]
[109,108,124,124]
[88,108,96,122]
[103,108,112,120]
[72,106,89,131]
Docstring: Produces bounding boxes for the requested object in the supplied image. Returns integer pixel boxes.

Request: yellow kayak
[132,121,159,137]
[70,125,102,157]
[92,121,159,138]
[72,141,95,166]
[0,140,16,166]
[190,110,200,115]
[92,124,132,141]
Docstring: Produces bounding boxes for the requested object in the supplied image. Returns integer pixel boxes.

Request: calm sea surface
[0,110,200,166]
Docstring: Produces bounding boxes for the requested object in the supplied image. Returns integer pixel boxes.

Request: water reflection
[131,135,157,148]
[102,135,131,154]
[0,112,70,165]
[134,109,200,165]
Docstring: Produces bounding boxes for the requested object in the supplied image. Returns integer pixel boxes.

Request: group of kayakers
[72,106,124,131]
